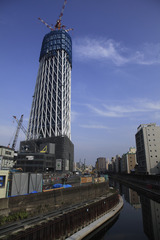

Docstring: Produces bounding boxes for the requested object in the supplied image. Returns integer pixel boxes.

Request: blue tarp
[30,191,38,194]
[53,183,63,188]
[63,184,72,188]
[52,183,72,188]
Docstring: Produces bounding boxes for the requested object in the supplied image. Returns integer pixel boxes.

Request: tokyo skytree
[27,29,72,140]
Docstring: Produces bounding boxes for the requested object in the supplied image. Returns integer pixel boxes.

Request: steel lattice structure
[27,30,72,140]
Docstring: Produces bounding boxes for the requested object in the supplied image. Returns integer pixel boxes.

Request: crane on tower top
[38,0,73,32]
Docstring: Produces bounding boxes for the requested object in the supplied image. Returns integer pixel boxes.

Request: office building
[135,123,160,175]
[96,157,106,172]
[121,147,137,174]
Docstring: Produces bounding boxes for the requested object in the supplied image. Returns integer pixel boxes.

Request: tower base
[16,136,74,173]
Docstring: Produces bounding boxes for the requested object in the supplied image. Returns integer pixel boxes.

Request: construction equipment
[13,115,28,137]
[38,0,73,32]
[13,116,34,140]
[10,115,24,150]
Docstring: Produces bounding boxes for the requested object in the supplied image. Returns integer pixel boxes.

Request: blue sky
[1,0,160,165]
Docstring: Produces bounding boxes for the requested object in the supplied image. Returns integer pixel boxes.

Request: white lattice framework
[27,50,71,140]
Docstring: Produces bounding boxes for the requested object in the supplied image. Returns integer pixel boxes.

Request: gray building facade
[135,123,160,175]
[16,136,74,173]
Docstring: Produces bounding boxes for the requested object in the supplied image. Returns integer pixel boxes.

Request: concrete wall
[0,182,109,216]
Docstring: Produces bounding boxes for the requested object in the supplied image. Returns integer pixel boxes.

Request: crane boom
[55,0,67,29]
[38,0,73,32]
[58,0,67,21]
[13,116,28,136]
[38,18,54,31]
[12,115,24,150]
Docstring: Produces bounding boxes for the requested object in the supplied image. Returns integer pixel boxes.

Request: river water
[92,179,160,240]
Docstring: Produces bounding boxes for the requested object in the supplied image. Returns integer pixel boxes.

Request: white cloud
[85,99,160,118]
[73,38,128,66]
[80,124,111,130]
[71,111,80,122]
[73,37,160,66]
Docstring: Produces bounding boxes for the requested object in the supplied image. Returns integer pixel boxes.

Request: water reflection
[96,179,160,240]
[111,179,160,239]
[141,196,160,240]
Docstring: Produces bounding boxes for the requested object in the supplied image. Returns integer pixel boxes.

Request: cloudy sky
[1,0,160,165]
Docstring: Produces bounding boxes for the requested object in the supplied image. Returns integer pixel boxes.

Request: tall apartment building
[135,123,160,175]
[115,155,121,173]
[96,157,106,172]
[121,147,137,174]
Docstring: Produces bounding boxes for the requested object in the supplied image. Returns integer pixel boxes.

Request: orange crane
[38,0,73,32]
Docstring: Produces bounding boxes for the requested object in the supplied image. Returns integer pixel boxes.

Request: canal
[87,179,160,240]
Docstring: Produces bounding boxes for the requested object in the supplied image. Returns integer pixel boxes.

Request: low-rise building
[0,146,15,170]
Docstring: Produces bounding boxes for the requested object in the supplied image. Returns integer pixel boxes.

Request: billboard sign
[65,159,69,171]
[81,177,92,184]
[56,159,62,170]
[40,143,48,153]
[26,156,34,160]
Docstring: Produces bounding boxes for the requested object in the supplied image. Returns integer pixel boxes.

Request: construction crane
[13,116,38,153]
[10,114,24,150]
[38,0,73,32]
[13,115,28,137]
[13,115,34,140]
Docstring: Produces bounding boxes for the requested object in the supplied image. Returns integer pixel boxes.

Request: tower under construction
[16,0,74,173]
[27,29,72,140]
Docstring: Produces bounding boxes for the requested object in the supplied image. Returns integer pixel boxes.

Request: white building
[135,123,160,175]
[0,146,15,170]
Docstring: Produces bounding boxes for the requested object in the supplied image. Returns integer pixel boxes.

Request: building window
[5,151,11,155]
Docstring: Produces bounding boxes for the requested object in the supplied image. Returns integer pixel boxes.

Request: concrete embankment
[0,192,120,240]
[0,182,109,217]
[66,196,123,240]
